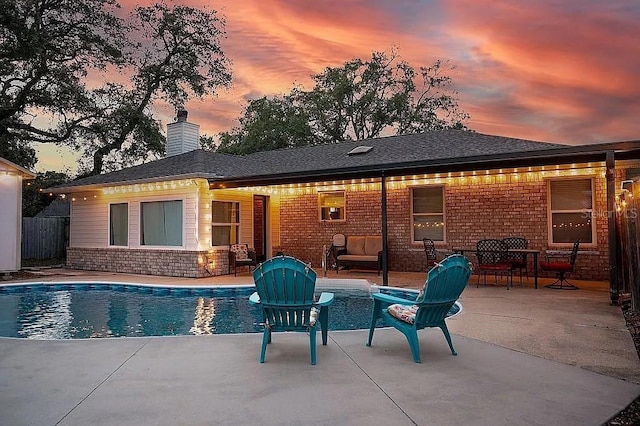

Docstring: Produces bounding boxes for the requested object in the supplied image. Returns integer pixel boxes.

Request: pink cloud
[445,0,640,143]
[35,0,640,171]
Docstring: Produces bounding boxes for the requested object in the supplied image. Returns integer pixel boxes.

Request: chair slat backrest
[569,240,581,267]
[477,239,509,265]
[503,237,527,262]
[414,254,471,326]
[423,238,437,264]
[253,256,317,330]
[416,254,471,304]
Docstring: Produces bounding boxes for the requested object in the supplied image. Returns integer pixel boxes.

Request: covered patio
[207,136,640,305]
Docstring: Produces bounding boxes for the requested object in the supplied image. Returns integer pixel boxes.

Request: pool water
[0,283,460,340]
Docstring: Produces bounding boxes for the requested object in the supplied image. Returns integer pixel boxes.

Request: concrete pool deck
[1,268,639,425]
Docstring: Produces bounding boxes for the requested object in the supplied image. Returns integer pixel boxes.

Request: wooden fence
[617,180,640,312]
[21,217,69,260]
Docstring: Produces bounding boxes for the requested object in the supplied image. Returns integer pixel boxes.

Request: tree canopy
[0,138,36,169]
[216,96,314,155]
[218,49,469,155]
[1,0,232,175]
[22,171,70,217]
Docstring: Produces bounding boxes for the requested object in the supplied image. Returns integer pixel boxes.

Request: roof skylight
[347,146,373,156]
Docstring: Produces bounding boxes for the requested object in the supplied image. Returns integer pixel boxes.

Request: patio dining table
[452,247,540,289]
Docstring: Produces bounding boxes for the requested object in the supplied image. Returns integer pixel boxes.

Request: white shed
[0,157,35,273]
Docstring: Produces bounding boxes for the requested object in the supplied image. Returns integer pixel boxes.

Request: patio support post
[381,171,389,286]
[606,150,619,305]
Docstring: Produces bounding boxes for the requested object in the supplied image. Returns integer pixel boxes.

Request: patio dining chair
[422,238,439,271]
[502,237,528,286]
[366,254,472,363]
[540,240,581,290]
[476,239,513,289]
[249,256,334,365]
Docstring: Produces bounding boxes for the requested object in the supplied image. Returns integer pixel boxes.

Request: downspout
[381,171,389,286]
[606,151,619,305]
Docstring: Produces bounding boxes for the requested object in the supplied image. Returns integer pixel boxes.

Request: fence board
[22,217,68,260]
[617,181,640,312]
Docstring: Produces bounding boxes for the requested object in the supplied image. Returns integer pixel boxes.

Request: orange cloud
[35,0,640,172]
[444,0,640,143]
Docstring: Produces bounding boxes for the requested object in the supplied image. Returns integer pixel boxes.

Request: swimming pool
[0,282,461,339]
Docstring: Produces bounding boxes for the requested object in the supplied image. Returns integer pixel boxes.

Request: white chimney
[166,110,200,157]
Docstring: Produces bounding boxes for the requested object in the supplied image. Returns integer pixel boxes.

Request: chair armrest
[248,250,257,262]
[372,292,416,305]
[248,291,260,305]
[316,292,334,306]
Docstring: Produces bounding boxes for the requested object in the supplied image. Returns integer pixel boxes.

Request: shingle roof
[53,150,250,189]
[237,130,566,177]
[52,130,640,191]
[35,198,70,217]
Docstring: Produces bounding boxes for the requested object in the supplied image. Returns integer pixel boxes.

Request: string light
[77,162,624,201]
[101,179,194,195]
[413,222,445,228]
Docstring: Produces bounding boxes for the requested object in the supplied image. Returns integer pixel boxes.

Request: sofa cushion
[364,236,382,256]
[346,236,366,255]
[336,254,378,262]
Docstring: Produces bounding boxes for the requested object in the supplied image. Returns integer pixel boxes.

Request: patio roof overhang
[208,140,640,189]
[207,139,640,295]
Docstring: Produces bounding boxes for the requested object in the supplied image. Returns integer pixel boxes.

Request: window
[140,200,183,246]
[549,179,594,244]
[109,203,128,246]
[412,186,444,242]
[319,191,345,221]
[212,201,240,246]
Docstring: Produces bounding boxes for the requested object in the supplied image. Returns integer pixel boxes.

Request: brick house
[50,114,640,302]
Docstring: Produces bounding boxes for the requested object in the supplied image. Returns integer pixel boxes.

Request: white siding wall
[270,194,280,249]
[69,182,278,255]
[208,189,253,248]
[0,170,22,271]
[69,192,107,248]
[69,180,204,250]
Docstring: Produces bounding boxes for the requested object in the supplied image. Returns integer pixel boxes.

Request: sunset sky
[35,0,640,173]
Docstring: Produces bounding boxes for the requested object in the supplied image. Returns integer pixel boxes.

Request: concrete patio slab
[1,330,638,426]
[1,268,639,425]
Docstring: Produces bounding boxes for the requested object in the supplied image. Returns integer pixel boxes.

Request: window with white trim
[549,178,593,244]
[412,186,444,242]
[140,200,183,246]
[211,201,240,246]
[319,191,345,221]
[109,203,128,246]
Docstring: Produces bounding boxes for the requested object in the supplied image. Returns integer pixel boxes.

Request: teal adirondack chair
[367,254,472,363]
[249,256,334,365]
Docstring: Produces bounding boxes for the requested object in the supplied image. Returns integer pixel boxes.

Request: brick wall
[279,174,614,281]
[67,247,229,278]
[279,191,382,268]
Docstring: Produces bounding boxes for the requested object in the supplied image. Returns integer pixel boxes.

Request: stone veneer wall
[278,174,614,281]
[67,247,229,278]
